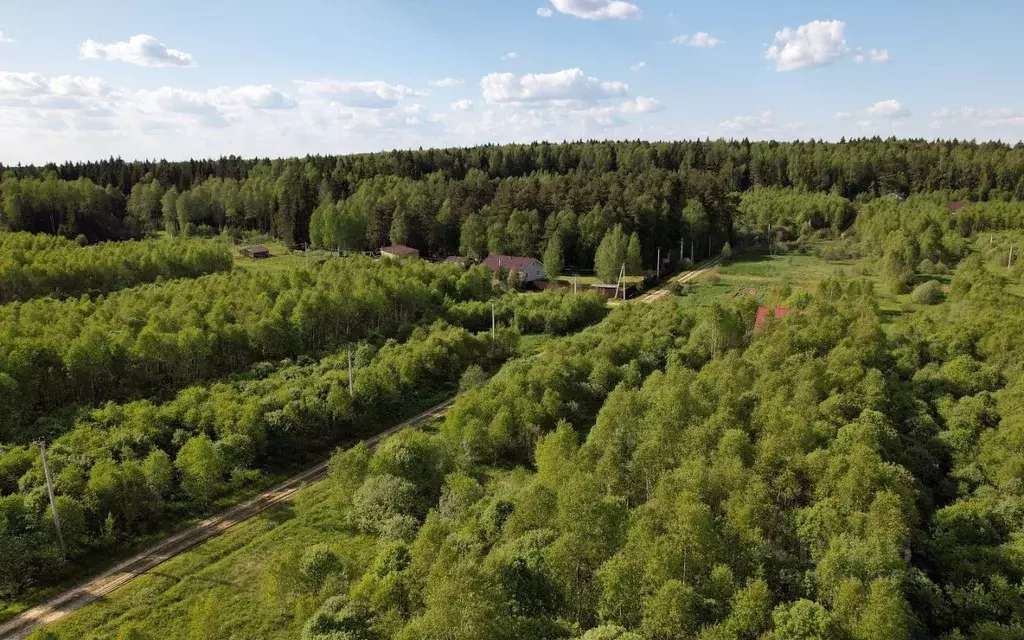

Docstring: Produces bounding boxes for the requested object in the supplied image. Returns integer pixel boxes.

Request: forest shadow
[262,503,296,526]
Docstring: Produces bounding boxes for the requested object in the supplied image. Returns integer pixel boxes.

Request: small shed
[754,306,794,332]
[481,255,546,282]
[380,245,420,259]
[240,245,271,259]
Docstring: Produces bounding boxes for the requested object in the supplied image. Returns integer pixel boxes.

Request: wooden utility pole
[573,275,577,294]
[347,349,354,396]
[656,247,661,280]
[39,443,66,560]
[617,263,627,300]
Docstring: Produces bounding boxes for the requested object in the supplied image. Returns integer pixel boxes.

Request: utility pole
[573,274,577,294]
[347,348,354,396]
[679,238,684,264]
[656,247,661,280]
[1010,245,1015,270]
[690,240,694,264]
[618,263,626,300]
[39,442,66,560]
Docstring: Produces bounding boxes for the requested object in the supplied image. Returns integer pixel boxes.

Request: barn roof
[481,255,540,272]
[754,306,795,332]
[380,245,419,255]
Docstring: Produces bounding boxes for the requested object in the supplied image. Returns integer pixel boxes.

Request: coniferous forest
[2,139,1024,640]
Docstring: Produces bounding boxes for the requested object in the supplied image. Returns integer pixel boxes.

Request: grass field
[669,247,914,323]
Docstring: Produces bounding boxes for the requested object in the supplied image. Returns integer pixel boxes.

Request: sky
[1,0,1023,164]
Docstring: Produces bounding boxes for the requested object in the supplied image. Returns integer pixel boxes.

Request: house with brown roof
[240,245,271,259]
[481,254,546,282]
[380,245,420,259]
[947,201,969,214]
[754,306,795,332]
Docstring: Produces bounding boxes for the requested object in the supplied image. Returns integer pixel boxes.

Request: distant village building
[240,245,271,259]
[754,305,794,332]
[481,255,546,282]
[380,245,420,259]
[947,201,969,214]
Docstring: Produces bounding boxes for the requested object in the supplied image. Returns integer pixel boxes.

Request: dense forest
[4,139,1024,639]
[5,139,1024,268]
[0,233,232,304]
[289,263,1024,640]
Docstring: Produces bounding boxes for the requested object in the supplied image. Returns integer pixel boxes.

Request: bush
[918,258,936,274]
[910,280,944,305]
[300,545,342,592]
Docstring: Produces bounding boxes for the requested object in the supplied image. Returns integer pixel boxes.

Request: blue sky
[1,0,1022,164]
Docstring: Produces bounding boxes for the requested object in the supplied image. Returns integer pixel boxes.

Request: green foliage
[595,226,628,284]
[0,233,232,303]
[910,280,943,305]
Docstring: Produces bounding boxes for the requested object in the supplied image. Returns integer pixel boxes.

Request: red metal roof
[380,245,419,256]
[481,254,539,272]
[947,201,968,213]
[754,306,794,332]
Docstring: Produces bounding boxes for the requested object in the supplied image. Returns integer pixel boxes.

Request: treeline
[0,321,513,601]
[445,290,608,336]
[283,266,1024,640]
[0,258,496,442]
[0,233,232,304]
[850,195,1024,292]
[8,138,1024,255]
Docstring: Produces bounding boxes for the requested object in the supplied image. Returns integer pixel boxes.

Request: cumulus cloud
[867,99,910,118]
[481,68,628,106]
[79,34,195,68]
[295,80,423,109]
[764,20,849,71]
[619,96,663,113]
[932,106,1024,127]
[673,32,722,48]
[0,31,13,44]
[501,52,519,61]
[537,7,554,17]
[853,48,890,63]
[549,0,641,20]
[630,61,646,71]
[451,99,473,111]
[430,77,463,88]
[719,110,802,136]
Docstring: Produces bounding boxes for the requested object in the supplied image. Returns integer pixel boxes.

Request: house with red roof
[947,201,969,214]
[754,306,795,332]
[380,245,420,259]
[481,254,546,282]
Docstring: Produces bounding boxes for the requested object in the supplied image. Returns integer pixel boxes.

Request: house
[481,255,546,283]
[240,245,271,259]
[380,245,420,259]
[754,306,795,332]
[947,201,969,214]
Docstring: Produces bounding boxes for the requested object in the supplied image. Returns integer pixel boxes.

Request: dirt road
[0,398,457,640]
[637,255,723,303]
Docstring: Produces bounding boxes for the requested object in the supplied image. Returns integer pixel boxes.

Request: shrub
[918,258,936,274]
[910,280,943,305]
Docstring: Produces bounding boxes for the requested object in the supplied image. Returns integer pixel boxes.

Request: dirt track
[637,255,723,303]
[0,398,456,640]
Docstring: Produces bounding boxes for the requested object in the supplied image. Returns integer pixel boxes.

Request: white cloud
[481,68,628,106]
[834,111,853,120]
[79,34,195,68]
[619,96,663,113]
[932,106,1024,127]
[549,0,641,20]
[854,48,890,64]
[451,99,473,111]
[295,80,423,109]
[537,7,554,17]
[430,77,463,88]
[501,52,519,61]
[209,85,296,110]
[673,32,722,48]
[867,99,910,118]
[630,61,646,71]
[0,31,13,44]
[719,110,803,136]
[764,20,849,71]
